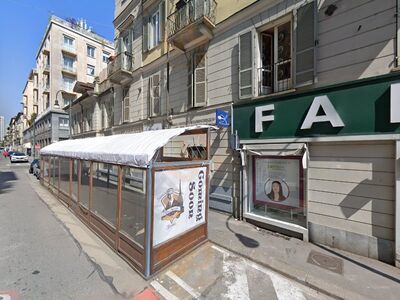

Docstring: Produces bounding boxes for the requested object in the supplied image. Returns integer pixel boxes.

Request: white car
[10,152,29,163]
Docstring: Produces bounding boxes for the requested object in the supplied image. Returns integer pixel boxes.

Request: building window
[63,75,75,91]
[63,94,75,107]
[238,2,316,99]
[122,87,130,122]
[102,51,110,63]
[87,45,96,58]
[63,35,75,50]
[149,73,161,117]
[143,1,165,52]
[59,118,69,129]
[187,51,206,108]
[63,55,75,71]
[87,64,95,76]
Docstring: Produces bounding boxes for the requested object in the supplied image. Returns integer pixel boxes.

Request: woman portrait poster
[253,157,303,209]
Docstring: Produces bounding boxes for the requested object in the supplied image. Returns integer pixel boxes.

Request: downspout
[397,0,400,68]
[166,0,171,127]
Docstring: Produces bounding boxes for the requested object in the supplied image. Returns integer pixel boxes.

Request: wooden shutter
[239,31,253,99]
[194,52,206,107]
[294,0,316,87]
[152,73,161,116]
[143,16,148,53]
[187,55,193,108]
[159,1,166,42]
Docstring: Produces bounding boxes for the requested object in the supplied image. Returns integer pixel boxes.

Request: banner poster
[254,157,302,209]
[153,166,207,247]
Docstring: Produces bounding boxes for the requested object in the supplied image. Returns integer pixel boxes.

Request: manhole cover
[307,250,343,274]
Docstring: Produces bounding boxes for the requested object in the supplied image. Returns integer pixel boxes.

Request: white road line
[166,270,201,299]
[150,280,180,300]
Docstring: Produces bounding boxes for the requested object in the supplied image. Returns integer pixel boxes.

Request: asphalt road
[0,157,123,300]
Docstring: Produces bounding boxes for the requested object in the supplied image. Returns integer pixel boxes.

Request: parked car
[33,161,40,179]
[8,151,15,158]
[10,152,29,163]
[29,159,40,173]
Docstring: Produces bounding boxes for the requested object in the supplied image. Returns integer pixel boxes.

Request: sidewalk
[208,210,400,300]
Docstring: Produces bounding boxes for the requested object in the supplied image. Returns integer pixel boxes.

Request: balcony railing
[62,65,77,74]
[43,83,50,92]
[62,44,76,54]
[43,64,50,72]
[168,0,217,37]
[107,52,133,83]
[257,59,292,96]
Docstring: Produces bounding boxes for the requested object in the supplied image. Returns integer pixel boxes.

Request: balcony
[62,65,77,76]
[62,44,77,56]
[107,52,133,84]
[43,64,50,73]
[168,0,217,51]
[43,83,50,93]
[257,59,293,96]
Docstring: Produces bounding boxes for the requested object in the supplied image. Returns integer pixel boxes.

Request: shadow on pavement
[225,215,260,248]
[0,171,18,194]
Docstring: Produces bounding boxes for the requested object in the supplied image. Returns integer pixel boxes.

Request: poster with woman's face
[253,157,302,208]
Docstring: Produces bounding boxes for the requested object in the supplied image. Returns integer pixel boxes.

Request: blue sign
[216,109,230,128]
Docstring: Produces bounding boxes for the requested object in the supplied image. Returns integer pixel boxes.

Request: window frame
[87,45,96,58]
[122,87,130,123]
[87,64,95,76]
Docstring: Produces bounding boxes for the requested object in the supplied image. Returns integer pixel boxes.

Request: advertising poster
[253,157,302,209]
[153,167,207,247]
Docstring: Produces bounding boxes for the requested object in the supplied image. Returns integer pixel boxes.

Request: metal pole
[33,121,36,159]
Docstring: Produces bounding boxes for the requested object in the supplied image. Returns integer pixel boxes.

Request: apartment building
[0,116,4,142]
[22,15,114,153]
[66,0,400,267]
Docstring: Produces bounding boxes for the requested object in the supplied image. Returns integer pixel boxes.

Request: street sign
[216,109,230,128]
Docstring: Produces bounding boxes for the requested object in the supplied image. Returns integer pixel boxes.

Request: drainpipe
[397,0,400,68]
[166,0,171,127]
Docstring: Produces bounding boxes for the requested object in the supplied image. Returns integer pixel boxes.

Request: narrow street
[0,157,127,300]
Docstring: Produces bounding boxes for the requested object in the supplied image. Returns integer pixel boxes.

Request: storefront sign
[234,73,400,140]
[153,166,207,246]
[253,157,303,209]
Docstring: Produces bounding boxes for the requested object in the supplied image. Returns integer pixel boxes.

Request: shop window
[80,160,90,209]
[59,158,70,195]
[238,1,316,99]
[249,156,306,227]
[52,157,59,187]
[92,162,119,227]
[120,167,146,247]
[71,160,79,202]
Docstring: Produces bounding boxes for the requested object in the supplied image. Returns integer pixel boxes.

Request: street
[0,156,335,300]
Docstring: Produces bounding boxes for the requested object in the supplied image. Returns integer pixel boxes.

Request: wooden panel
[151,224,207,273]
[308,168,394,187]
[308,190,394,214]
[318,8,395,48]
[90,213,116,249]
[318,0,395,32]
[118,233,145,273]
[308,202,394,229]
[308,212,394,241]
[318,40,394,73]
[308,157,394,172]
[309,179,394,201]
[309,143,394,158]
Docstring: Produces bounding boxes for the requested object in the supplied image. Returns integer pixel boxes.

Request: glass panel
[72,160,79,201]
[120,167,146,247]
[92,162,118,227]
[43,157,50,182]
[249,157,306,227]
[52,157,59,187]
[59,158,70,195]
[80,160,90,209]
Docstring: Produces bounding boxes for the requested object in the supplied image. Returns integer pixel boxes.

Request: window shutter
[194,52,206,107]
[143,16,148,53]
[294,0,316,87]
[159,1,166,42]
[153,73,161,116]
[187,55,193,108]
[239,31,253,99]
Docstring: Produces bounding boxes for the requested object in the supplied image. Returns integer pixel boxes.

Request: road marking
[212,244,327,300]
[150,280,179,300]
[166,270,201,299]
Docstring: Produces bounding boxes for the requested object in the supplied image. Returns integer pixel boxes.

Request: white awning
[23,142,32,148]
[40,125,214,168]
